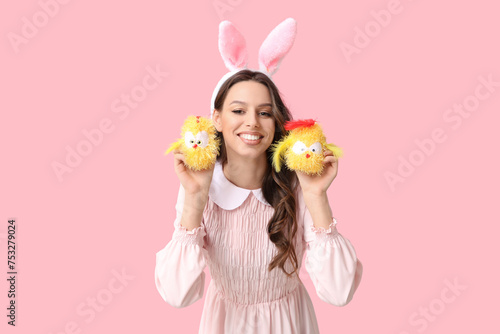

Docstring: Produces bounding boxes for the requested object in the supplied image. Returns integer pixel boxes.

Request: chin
[227,146,270,161]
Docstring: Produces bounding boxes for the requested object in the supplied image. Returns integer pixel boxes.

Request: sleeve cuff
[310,218,339,243]
[172,223,206,246]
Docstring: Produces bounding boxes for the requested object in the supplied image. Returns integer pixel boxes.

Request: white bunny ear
[218,21,248,72]
[258,18,297,76]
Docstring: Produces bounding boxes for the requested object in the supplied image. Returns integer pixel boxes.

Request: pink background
[2,0,499,333]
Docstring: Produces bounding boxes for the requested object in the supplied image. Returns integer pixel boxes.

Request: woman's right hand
[173,149,215,212]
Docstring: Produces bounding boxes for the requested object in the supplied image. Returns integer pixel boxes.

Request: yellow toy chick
[165,116,220,171]
[271,119,343,175]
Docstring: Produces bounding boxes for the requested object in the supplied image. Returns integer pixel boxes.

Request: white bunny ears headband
[210,17,298,116]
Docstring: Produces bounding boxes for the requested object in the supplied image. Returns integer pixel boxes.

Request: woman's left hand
[295,150,339,196]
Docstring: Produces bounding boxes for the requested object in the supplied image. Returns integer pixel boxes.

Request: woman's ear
[212,109,222,132]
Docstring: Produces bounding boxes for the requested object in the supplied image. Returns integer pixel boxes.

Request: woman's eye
[232,109,243,114]
[260,111,272,117]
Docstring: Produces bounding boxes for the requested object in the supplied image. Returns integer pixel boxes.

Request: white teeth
[240,134,260,140]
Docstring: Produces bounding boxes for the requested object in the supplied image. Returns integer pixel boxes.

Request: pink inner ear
[258,18,297,76]
[219,21,248,71]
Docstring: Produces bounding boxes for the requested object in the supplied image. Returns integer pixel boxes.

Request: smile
[237,133,264,145]
[239,134,262,141]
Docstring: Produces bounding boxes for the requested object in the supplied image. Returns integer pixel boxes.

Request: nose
[245,110,260,128]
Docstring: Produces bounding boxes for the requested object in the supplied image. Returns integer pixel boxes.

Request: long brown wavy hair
[213,69,300,278]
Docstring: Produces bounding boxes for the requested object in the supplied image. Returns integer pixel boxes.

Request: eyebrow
[229,100,272,107]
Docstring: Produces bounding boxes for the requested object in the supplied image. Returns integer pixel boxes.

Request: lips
[239,134,261,140]
[237,132,264,145]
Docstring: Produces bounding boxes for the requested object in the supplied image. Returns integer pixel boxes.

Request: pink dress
[155,161,363,333]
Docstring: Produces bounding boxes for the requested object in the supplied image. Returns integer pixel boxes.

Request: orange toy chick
[271,119,343,175]
[165,116,220,171]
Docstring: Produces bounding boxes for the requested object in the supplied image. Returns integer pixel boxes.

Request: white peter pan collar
[209,160,271,210]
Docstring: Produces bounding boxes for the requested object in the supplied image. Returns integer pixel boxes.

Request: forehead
[224,81,272,106]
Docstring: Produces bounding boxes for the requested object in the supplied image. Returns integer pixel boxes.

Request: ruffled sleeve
[155,184,208,308]
[298,188,363,307]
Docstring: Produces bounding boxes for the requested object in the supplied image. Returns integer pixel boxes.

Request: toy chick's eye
[309,142,322,154]
[184,132,195,147]
[292,141,308,154]
[195,131,209,148]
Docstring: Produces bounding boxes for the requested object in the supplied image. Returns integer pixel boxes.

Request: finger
[173,152,187,169]
[323,155,338,164]
[173,158,185,171]
[173,151,185,161]
[323,149,333,157]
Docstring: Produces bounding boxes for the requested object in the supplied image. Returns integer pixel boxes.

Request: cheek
[266,120,276,137]
[222,120,238,134]
[219,119,240,138]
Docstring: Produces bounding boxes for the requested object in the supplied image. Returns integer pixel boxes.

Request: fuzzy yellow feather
[271,137,293,173]
[325,143,344,159]
[165,116,220,171]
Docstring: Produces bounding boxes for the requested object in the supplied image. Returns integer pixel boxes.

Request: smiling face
[212,80,276,163]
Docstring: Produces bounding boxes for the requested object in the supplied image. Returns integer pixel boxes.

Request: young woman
[155,70,363,333]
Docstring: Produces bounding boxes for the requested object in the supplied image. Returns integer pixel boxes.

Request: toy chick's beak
[193,144,198,149]
[306,153,310,158]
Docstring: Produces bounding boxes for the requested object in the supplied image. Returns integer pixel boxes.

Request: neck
[222,155,268,190]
